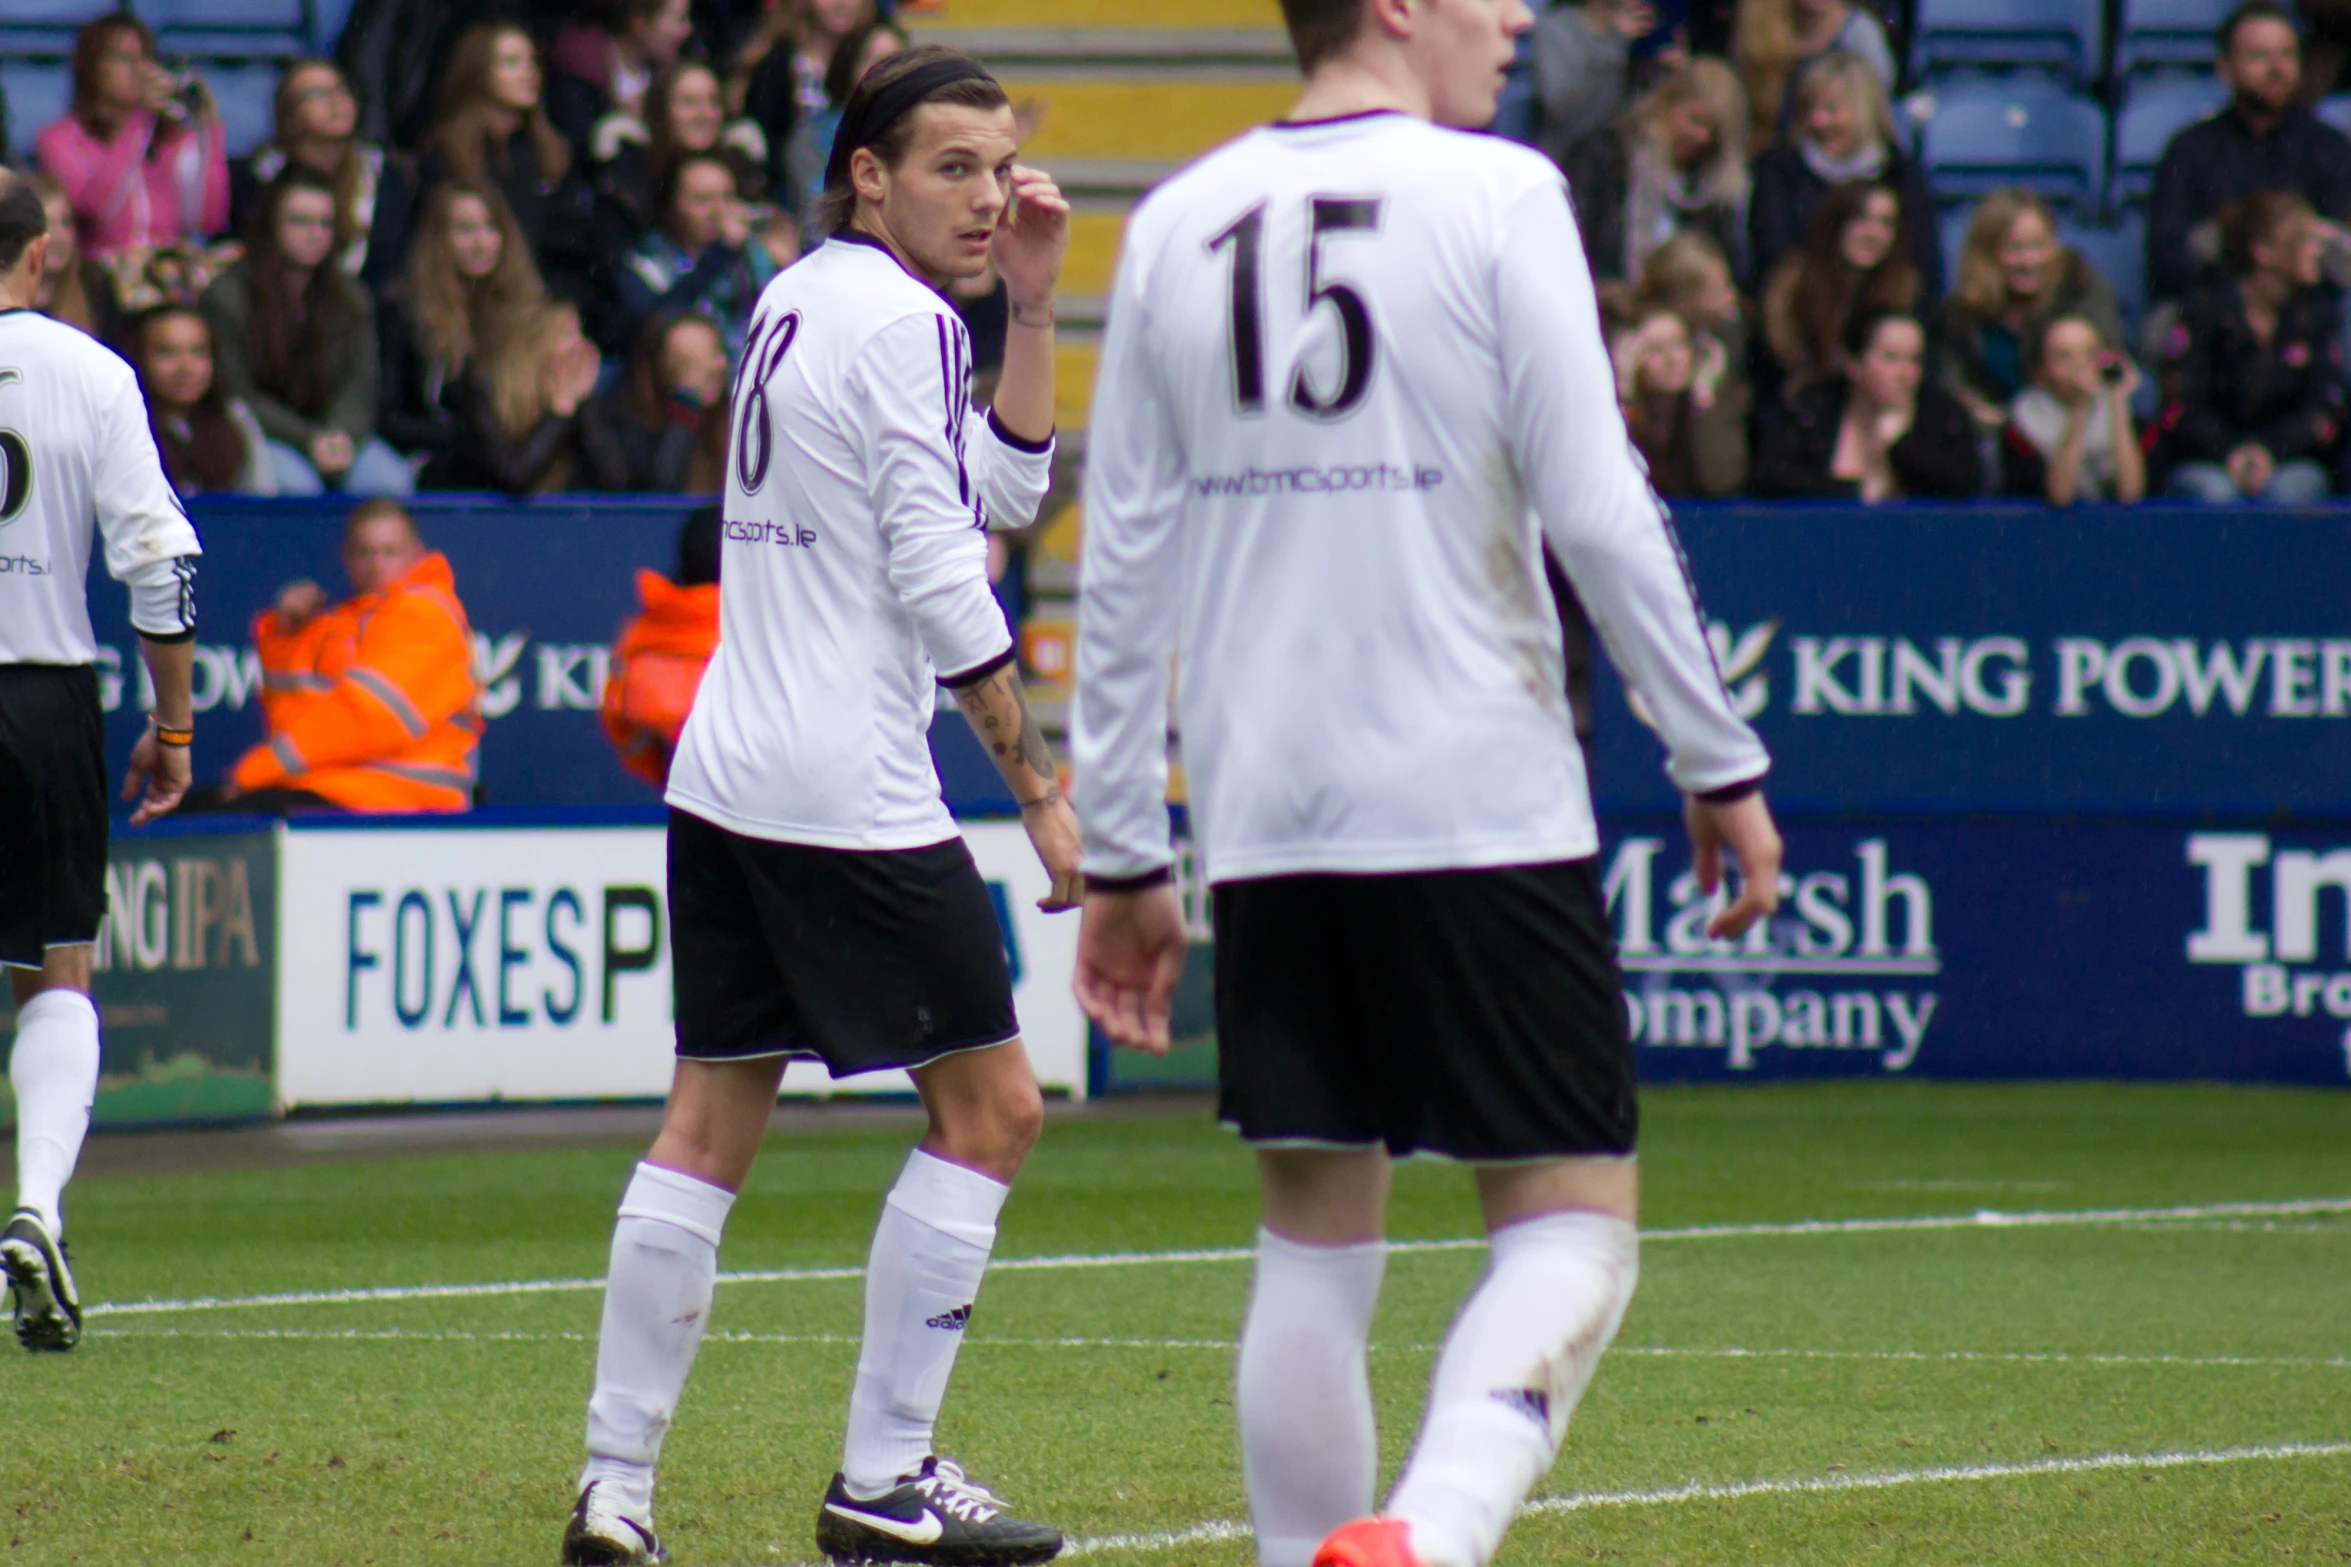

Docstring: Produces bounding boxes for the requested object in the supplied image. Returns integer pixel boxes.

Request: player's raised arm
[1492,175,1781,935]
[1069,229,1190,1054]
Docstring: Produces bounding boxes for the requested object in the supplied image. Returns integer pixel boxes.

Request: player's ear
[850,145,890,208]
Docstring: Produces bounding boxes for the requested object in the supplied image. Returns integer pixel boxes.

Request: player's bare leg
[1315,1158,1640,1567]
[4,945,99,1352]
[1239,1148,1393,1567]
[817,1038,1061,1564]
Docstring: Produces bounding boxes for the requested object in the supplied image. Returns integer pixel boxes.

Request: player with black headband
[0,169,200,1355]
[559,47,1074,1567]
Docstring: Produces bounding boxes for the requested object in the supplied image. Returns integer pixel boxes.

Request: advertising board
[273,815,1084,1108]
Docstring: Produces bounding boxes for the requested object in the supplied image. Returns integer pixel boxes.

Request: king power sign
[1596,821,2349,1086]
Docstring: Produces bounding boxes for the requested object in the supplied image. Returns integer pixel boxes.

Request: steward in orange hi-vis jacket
[601,507,720,786]
[227,501,481,812]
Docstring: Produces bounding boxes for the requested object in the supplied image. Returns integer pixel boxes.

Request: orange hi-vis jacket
[230,551,482,812]
[601,568,719,787]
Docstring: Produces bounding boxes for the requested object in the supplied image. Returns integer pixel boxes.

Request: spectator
[616,152,781,359]
[2159,191,2343,503]
[232,61,392,283]
[432,299,602,494]
[26,175,122,345]
[591,61,784,281]
[34,16,229,261]
[602,505,722,787]
[1566,57,1750,285]
[1756,309,1982,499]
[2148,0,2351,303]
[1614,303,1749,495]
[1733,0,1893,151]
[734,0,874,206]
[1761,178,1917,393]
[1532,0,1657,173]
[581,313,732,491]
[548,0,699,159]
[799,20,911,215]
[379,181,547,469]
[202,167,412,498]
[419,26,595,302]
[218,500,480,815]
[1747,50,1936,296]
[131,305,277,498]
[1938,190,2126,429]
[2002,315,2148,506]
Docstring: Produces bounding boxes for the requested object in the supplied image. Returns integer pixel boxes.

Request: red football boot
[1312,1517,1426,1567]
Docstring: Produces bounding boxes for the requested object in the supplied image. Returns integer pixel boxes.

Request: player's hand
[1022,792,1084,911]
[310,430,354,477]
[1684,788,1782,941]
[123,728,192,826]
[991,165,1069,315]
[1075,884,1187,1056]
[273,579,326,630]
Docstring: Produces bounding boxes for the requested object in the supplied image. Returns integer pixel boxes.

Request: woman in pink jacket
[35,15,229,262]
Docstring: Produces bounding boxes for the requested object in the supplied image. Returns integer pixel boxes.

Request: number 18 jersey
[1073,110,1769,886]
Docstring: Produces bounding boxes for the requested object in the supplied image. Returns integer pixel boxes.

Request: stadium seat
[140,0,310,59]
[1910,0,2103,88]
[2057,211,2151,340]
[2114,0,2229,80]
[1919,83,2108,212]
[1939,201,1976,294]
[2111,76,2228,211]
[202,62,281,159]
[0,0,116,55]
[0,61,73,154]
[310,0,354,53]
[2320,93,2351,138]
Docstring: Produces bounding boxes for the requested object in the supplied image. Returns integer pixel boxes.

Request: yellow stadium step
[1055,338,1100,433]
[1060,208,1128,299]
[913,0,1281,28]
[998,75,1295,164]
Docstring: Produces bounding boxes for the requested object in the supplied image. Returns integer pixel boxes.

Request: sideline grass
[9,1082,2349,1565]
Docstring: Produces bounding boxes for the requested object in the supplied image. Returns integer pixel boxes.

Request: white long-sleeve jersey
[1073,111,1768,886]
[0,309,200,665]
[668,234,1055,850]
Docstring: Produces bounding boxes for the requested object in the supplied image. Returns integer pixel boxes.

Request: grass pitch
[11,1081,2351,1566]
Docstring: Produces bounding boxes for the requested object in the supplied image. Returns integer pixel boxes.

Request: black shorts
[667,807,1019,1076]
[1213,858,1637,1161]
[0,665,109,971]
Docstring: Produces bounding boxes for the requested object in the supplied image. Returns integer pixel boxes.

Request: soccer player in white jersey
[0,170,201,1353]
[560,48,1077,1567]
[1069,3,1787,1565]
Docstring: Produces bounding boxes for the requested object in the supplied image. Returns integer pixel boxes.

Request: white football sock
[1237,1228,1387,1567]
[580,1162,736,1515]
[1385,1210,1639,1567]
[841,1147,1009,1495]
[10,988,100,1239]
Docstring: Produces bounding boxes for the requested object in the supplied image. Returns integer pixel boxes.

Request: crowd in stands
[4,0,2351,510]
[0,0,942,504]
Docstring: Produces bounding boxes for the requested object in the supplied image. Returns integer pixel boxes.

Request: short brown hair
[2221,189,2312,274]
[1280,0,1368,71]
[816,45,1010,235]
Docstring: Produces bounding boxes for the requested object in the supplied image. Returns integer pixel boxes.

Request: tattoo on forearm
[955,668,1057,792]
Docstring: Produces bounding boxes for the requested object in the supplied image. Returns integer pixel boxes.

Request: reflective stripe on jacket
[230,551,481,811]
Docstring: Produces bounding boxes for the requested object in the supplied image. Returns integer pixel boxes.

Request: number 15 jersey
[1073,110,1769,886]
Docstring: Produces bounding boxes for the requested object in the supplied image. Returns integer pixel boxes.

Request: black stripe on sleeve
[1697,775,1766,805]
[938,646,1017,689]
[1085,866,1173,893]
[986,406,1054,455]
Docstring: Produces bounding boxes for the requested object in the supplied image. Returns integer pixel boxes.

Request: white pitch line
[1060,1441,2351,1558]
[85,1327,2351,1372]
[79,1195,2351,1319]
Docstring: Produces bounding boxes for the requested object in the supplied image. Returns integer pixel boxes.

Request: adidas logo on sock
[924,1304,973,1331]
[1491,1388,1550,1428]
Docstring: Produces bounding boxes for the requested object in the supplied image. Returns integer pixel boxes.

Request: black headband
[824,55,1001,195]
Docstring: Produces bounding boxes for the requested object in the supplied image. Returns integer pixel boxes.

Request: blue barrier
[88,497,2351,819]
[88,495,1017,814]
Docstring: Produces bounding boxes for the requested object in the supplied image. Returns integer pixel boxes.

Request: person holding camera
[2000,315,2148,506]
[34,16,228,262]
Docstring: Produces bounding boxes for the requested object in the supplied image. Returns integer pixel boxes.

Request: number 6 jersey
[1072,110,1770,887]
[666,233,1055,851]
